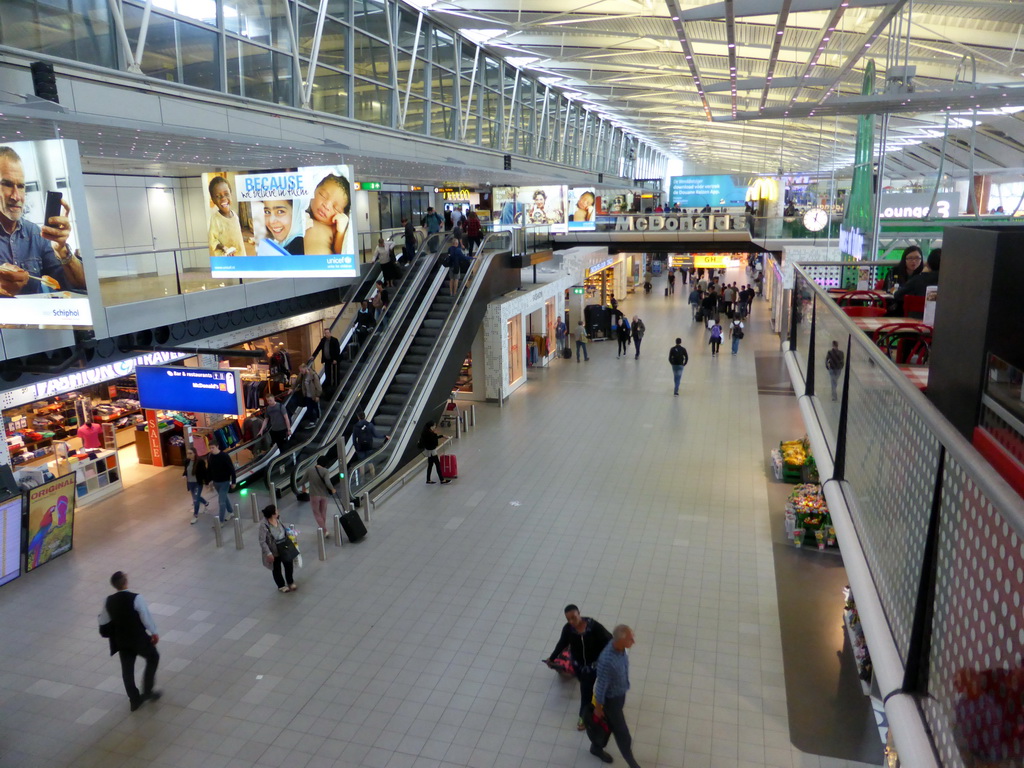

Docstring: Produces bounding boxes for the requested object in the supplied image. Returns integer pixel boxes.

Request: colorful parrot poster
[25,474,76,571]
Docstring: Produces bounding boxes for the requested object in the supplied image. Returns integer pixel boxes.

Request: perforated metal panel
[922,453,1024,768]
[844,354,941,659]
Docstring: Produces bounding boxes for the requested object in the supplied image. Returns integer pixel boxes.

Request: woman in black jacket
[183,449,210,524]
[419,421,450,484]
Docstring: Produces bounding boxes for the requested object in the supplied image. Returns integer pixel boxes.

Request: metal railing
[93,229,420,306]
[788,262,1024,768]
[263,229,451,492]
[344,229,513,502]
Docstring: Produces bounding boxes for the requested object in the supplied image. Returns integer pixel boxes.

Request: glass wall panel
[463,113,478,145]
[226,38,292,103]
[223,0,291,49]
[152,0,218,25]
[299,11,346,70]
[353,77,392,126]
[484,58,500,91]
[481,119,499,149]
[353,31,390,83]
[403,96,427,134]
[395,52,424,94]
[397,8,420,50]
[132,11,220,91]
[430,102,456,140]
[431,68,455,107]
[482,89,499,121]
[309,65,348,116]
[433,28,455,72]
[1,0,116,67]
[459,42,476,77]
[326,0,349,17]
[353,0,388,39]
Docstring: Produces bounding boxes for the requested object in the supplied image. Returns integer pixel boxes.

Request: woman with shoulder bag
[259,505,299,593]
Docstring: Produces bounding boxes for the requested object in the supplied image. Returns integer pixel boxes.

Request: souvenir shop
[2,319,323,507]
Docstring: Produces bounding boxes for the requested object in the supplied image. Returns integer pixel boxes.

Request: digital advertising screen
[0,495,22,587]
[567,187,596,231]
[25,474,75,572]
[669,175,751,209]
[137,366,244,416]
[203,164,358,278]
[0,139,93,327]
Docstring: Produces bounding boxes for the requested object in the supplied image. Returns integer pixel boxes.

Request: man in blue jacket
[592,625,642,767]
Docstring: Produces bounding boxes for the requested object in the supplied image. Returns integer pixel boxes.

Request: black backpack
[353,420,373,450]
[669,346,686,365]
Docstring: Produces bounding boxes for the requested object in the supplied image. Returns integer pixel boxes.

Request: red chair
[843,306,887,318]
[903,294,926,318]
[872,322,933,363]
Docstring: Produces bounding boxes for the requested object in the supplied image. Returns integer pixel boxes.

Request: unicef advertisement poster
[25,474,76,572]
[567,188,596,231]
[669,175,752,209]
[0,139,93,327]
[202,164,358,278]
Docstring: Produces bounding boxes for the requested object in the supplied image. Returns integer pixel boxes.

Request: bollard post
[333,513,343,546]
[455,412,462,439]
[470,404,476,428]
[234,503,240,521]
[212,518,223,548]
[317,527,327,561]
[250,492,260,522]
[233,516,244,549]
[361,493,371,523]
[269,481,277,501]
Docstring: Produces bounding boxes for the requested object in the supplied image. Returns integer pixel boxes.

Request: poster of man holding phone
[0,144,85,300]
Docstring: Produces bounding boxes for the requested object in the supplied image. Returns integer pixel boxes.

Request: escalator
[224,230,421,486]
[285,230,518,503]
[264,230,462,494]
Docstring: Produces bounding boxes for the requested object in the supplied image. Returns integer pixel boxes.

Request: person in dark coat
[97,571,161,711]
[320,329,342,389]
[616,316,631,358]
[419,420,450,484]
[545,604,613,731]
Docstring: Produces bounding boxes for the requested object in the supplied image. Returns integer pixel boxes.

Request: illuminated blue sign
[669,175,752,208]
[136,366,244,416]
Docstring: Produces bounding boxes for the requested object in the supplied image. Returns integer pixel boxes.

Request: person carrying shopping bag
[258,505,299,593]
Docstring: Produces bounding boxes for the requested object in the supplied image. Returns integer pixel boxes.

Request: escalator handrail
[345,231,513,497]
[270,230,455,490]
[288,265,451,492]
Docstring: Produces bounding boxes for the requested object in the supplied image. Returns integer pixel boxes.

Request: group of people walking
[545,605,643,767]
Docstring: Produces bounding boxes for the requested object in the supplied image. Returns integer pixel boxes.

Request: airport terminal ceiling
[428,0,1024,178]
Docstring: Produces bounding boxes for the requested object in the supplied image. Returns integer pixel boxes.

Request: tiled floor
[0,269,878,768]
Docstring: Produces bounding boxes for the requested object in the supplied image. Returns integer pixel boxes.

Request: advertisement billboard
[0,139,93,327]
[0,495,22,587]
[567,188,596,231]
[669,175,751,209]
[25,474,75,572]
[203,164,358,278]
[137,366,244,416]
[490,186,568,232]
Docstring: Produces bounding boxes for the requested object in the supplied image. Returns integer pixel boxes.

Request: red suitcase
[440,453,458,479]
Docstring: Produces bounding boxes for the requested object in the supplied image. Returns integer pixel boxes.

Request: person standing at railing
[297,364,322,425]
[355,300,375,347]
[446,238,470,296]
[401,217,417,263]
[422,207,443,252]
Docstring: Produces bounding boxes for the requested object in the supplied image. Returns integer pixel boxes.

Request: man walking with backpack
[352,412,388,479]
[668,338,689,395]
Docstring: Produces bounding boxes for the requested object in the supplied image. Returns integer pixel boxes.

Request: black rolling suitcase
[334,496,367,542]
[561,347,572,359]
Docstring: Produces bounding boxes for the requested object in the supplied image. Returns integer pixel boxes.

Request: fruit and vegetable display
[785,484,838,550]
[780,438,809,467]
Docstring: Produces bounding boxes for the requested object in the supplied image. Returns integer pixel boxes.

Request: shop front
[2,313,330,506]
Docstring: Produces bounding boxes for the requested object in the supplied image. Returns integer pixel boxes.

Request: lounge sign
[613,215,746,232]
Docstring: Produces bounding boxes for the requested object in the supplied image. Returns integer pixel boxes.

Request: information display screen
[0,139,93,327]
[0,495,22,587]
[137,366,244,416]
[25,475,75,572]
[669,175,751,209]
[202,164,358,278]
